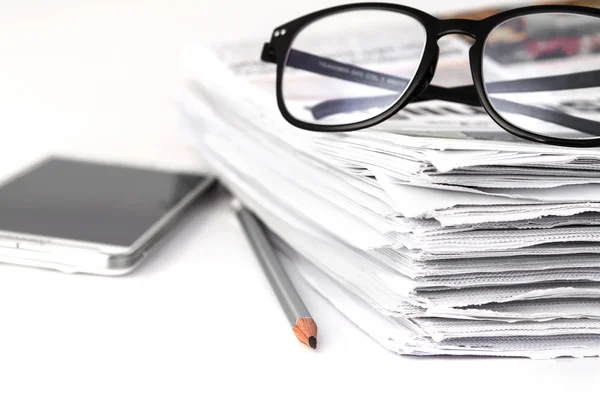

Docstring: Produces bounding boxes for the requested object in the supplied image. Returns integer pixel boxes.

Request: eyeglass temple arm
[310,94,600,138]
[281,49,600,101]
[271,48,600,136]
[267,48,475,103]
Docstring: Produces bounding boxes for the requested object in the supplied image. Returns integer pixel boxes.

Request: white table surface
[0,1,598,399]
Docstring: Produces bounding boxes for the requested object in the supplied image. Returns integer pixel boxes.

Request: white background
[0,1,598,399]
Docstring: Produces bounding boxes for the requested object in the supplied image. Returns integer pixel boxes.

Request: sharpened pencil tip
[293,318,318,349]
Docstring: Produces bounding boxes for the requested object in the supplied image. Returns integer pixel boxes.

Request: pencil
[233,200,318,349]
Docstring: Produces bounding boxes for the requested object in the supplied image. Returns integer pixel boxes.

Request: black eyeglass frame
[261,3,600,148]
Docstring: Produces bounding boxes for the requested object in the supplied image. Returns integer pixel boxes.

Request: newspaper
[181,0,600,358]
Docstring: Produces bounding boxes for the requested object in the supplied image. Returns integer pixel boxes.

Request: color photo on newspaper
[452,0,600,65]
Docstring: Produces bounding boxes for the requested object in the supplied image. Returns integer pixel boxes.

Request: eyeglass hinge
[261,43,277,64]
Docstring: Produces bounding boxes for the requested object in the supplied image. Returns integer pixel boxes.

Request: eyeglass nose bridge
[436,19,479,39]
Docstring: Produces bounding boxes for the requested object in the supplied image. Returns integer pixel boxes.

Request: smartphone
[0,158,216,275]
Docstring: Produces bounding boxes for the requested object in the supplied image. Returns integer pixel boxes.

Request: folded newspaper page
[181,0,600,358]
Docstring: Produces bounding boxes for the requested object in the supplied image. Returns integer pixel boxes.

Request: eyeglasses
[261,3,600,147]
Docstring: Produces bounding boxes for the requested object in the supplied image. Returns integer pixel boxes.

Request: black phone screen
[0,158,211,247]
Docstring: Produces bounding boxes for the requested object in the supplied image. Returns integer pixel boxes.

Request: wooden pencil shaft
[236,207,311,326]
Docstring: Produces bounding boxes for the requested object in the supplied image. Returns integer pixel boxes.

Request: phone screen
[0,158,211,247]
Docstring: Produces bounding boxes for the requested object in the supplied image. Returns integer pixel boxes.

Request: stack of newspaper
[180,19,600,358]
